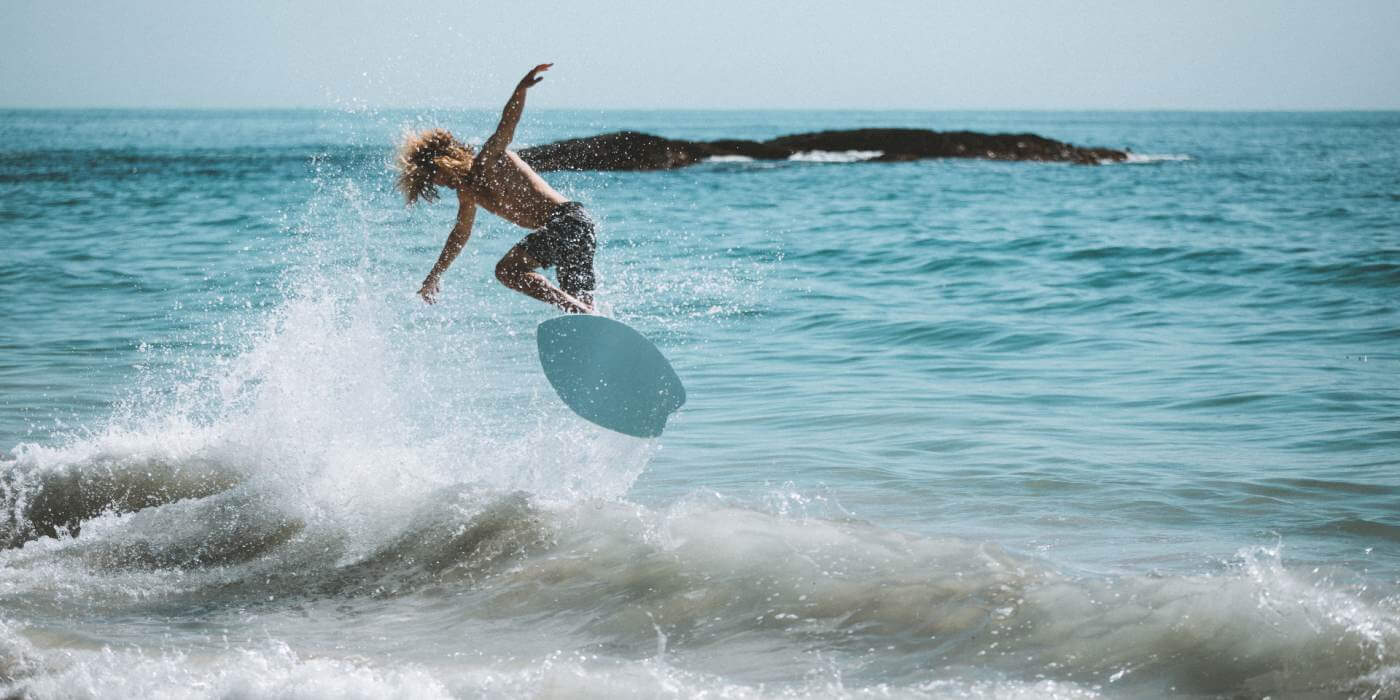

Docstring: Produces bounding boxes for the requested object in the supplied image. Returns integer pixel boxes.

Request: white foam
[1,639,456,700]
[1116,153,1193,164]
[0,638,1114,700]
[3,492,1398,697]
[788,150,883,163]
[703,155,755,163]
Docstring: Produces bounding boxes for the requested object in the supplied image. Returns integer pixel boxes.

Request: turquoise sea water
[1,110,1398,698]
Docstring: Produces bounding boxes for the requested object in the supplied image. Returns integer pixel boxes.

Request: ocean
[1,109,1397,698]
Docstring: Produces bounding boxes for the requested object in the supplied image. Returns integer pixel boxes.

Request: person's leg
[495,244,592,313]
[554,206,597,308]
[557,258,595,309]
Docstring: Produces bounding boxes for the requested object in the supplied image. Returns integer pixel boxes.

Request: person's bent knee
[494,257,517,287]
[496,254,538,289]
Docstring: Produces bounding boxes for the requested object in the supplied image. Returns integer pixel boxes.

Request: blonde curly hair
[395,128,475,205]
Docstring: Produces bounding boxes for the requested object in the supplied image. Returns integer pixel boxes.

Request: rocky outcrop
[516,131,707,171]
[765,129,1127,165]
[518,128,1126,171]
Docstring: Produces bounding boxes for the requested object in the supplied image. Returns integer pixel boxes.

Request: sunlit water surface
[1,110,1397,698]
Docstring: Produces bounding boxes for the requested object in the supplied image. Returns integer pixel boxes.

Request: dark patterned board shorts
[521,201,596,297]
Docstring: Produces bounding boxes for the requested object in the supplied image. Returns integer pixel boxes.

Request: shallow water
[1,109,1398,698]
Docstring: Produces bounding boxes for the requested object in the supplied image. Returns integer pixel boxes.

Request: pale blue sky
[4,0,1398,109]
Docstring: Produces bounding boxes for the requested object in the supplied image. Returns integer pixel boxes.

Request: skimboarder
[396,63,595,314]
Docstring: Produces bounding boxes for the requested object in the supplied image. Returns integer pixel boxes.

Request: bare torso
[465,150,567,229]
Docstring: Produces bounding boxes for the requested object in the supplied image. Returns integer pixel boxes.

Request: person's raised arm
[478,63,552,160]
[418,192,478,304]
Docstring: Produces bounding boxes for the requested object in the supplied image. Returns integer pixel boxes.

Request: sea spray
[2,168,661,577]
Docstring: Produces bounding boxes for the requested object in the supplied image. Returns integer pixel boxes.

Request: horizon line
[3,105,1400,114]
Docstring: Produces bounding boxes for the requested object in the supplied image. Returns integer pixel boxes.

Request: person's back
[396,64,596,314]
[466,150,566,230]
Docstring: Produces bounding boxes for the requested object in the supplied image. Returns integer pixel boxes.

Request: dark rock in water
[516,131,706,171]
[518,127,1126,171]
[702,139,795,161]
[766,129,1128,165]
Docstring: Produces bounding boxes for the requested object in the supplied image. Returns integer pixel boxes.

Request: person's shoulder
[477,147,515,162]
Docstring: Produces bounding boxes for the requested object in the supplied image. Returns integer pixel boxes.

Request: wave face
[3,109,1400,698]
[1,483,1396,697]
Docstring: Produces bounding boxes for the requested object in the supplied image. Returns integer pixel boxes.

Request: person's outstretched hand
[520,63,552,88]
[418,277,439,304]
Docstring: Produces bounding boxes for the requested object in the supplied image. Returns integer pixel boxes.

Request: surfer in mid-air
[396,63,595,314]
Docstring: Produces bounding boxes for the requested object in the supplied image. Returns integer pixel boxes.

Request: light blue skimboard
[536,315,685,438]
